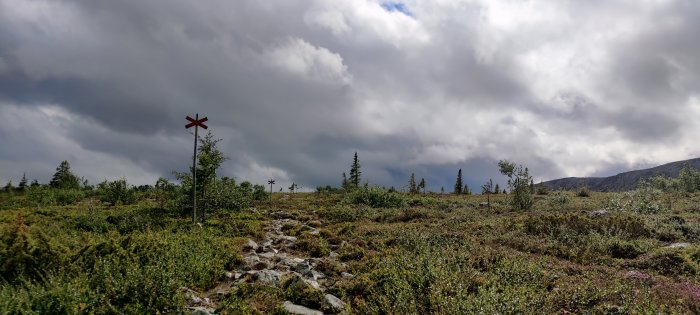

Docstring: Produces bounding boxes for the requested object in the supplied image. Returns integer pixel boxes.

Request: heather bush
[343,186,406,208]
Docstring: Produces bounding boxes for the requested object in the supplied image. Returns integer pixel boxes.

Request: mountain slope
[542,158,700,192]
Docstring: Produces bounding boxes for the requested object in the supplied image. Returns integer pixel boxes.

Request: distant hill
[541,158,700,192]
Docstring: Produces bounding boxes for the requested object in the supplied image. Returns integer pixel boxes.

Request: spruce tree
[18,173,27,191]
[454,169,463,194]
[341,172,350,189]
[349,152,361,188]
[49,161,80,189]
[3,181,13,193]
[494,183,500,194]
[409,173,417,194]
[481,179,494,209]
[419,178,426,194]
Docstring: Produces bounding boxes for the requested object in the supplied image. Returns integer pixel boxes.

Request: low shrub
[338,244,366,261]
[577,186,591,197]
[343,186,406,208]
[634,249,698,277]
[294,234,330,258]
[98,179,137,206]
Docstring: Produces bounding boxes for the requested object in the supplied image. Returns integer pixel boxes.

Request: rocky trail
[184,211,350,314]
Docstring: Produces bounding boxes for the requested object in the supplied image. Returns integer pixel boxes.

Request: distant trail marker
[186,114,208,224]
[268,179,275,202]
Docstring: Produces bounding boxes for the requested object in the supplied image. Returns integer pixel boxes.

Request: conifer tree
[419,178,426,194]
[349,152,361,188]
[3,181,13,193]
[409,173,417,194]
[18,173,27,191]
[49,161,80,189]
[454,169,463,194]
[482,179,494,209]
[341,172,350,189]
[494,183,500,194]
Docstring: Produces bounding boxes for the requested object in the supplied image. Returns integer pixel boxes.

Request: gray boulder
[322,294,347,314]
[190,306,216,315]
[589,209,609,218]
[666,242,691,248]
[254,269,282,286]
[341,272,354,279]
[244,239,258,251]
[282,301,323,315]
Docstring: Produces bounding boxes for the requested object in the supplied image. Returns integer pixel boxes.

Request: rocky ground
[184,211,349,315]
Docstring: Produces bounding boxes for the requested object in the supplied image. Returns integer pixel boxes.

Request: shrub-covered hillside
[2,182,700,313]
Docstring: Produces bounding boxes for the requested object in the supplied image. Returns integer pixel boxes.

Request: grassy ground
[2,189,700,314]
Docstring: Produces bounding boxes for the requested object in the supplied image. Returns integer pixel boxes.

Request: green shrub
[524,213,649,239]
[282,274,325,309]
[204,178,253,212]
[498,160,534,210]
[0,215,66,283]
[98,179,137,206]
[55,189,88,206]
[338,244,366,261]
[294,234,330,258]
[343,186,406,208]
[577,186,590,197]
[252,184,267,201]
[154,177,180,211]
[632,180,664,214]
[635,249,698,277]
[607,239,644,259]
[547,190,570,206]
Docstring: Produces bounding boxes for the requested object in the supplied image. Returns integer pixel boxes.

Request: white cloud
[2,0,700,191]
[304,0,430,48]
[0,103,162,185]
[263,37,352,84]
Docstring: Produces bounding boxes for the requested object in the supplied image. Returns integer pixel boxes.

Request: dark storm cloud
[1,0,700,189]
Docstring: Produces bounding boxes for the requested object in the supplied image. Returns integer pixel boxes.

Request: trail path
[185,212,349,314]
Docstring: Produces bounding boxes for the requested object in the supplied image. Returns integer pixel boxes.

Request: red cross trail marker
[186,116,208,129]
[186,113,208,224]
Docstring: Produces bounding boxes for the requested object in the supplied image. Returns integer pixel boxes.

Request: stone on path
[190,306,216,315]
[244,239,258,251]
[322,294,347,314]
[589,209,609,218]
[341,272,354,279]
[254,269,282,286]
[283,301,323,315]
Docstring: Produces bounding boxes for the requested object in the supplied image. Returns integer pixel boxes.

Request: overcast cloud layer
[1,0,700,191]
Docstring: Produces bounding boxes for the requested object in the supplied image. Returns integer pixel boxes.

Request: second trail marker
[186,113,208,224]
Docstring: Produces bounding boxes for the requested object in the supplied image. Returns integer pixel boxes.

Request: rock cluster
[185,213,349,314]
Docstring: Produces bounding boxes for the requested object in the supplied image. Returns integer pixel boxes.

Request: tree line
[0,131,268,216]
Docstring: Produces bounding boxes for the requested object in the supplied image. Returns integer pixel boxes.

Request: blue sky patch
[381,2,413,16]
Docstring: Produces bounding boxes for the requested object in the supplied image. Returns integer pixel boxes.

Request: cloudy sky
[1,0,700,192]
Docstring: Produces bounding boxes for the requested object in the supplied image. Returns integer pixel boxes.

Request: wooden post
[268,179,275,202]
[191,113,199,224]
[185,114,208,224]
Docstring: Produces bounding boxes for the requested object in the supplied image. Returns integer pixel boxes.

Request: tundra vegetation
[3,155,700,313]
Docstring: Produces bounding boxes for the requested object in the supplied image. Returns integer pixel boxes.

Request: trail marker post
[268,179,275,202]
[186,114,208,224]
